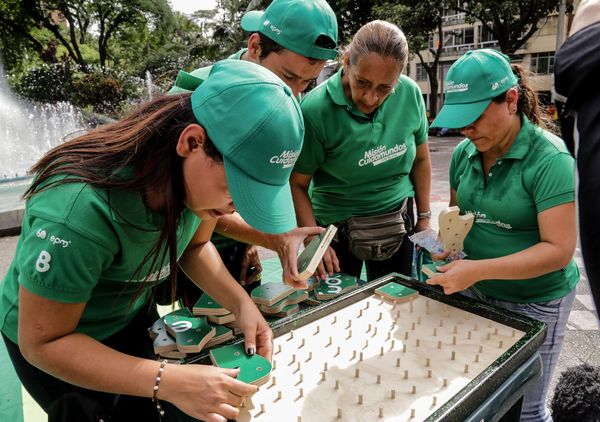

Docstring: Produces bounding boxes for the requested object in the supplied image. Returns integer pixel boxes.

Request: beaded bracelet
[152,360,168,417]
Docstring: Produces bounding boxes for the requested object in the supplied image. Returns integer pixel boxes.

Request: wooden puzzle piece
[314,273,359,300]
[251,282,295,306]
[438,206,474,257]
[297,225,337,281]
[302,290,322,306]
[163,308,216,353]
[272,303,300,318]
[258,290,308,315]
[421,260,449,279]
[207,313,236,325]
[206,324,234,348]
[374,282,419,302]
[148,318,186,358]
[210,343,272,386]
[192,293,230,316]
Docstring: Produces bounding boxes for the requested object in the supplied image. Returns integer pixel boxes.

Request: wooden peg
[405,331,409,340]
[391,389,396,399]
[346,320,352,329]
[335,347,340,357]
[296,362,301,373]
[347,330,352,340]
[273,360,277,370]
[426,357,430,367]
[386,332,391,341]
[332,316,337,324]
[379,408,384,418]
[299,338,305,348]
[416,339,420,347]
[499,340,504,348]
[306,352,312,362]
[432,396,437,407]
[464,364,469,374]
[377,312,382,322]
[358,394,363,405]
[372,327,378,337]
[390,340,395,350]
[326,336,332,347]
[474,323,478,331]
[360,352,364,362]
[271,377,276,387]
[443,377,448,387]
[410,408,416,418]
[351,350,357,360]
[404,369,408,379]
[475,353,480,363]
[396,358,401,367]
[468,331,472,340]
[403,344,407,353]
[260,403,266,414]
[494,327,499,335]
[366,323,371,333]
[298,388,303,398]
[453,325,458,334]
[438,340,442,349]
[364,339,369,349]
[276,344,282,354]
[321,372,327,382]
[337,408,342,419]
[452,336,457,345]
[411,322,416,331]
[486,333,491,341]
[417,316,421,325]
[380,346,384,356]
[451,350,456,360]
[433,327,437,336]
[411,385,417,394]
[314,326,320,335]
[427,369,432,378]
[479,345,483,354]
[358,309,363,318]
[439,319,444,327]
[275,391,282,401]
[365,301,370,310]
[355,368,360,378]
[377,374,381,384]
[323,362,328,371]
[512,329,516,338]
[288,330,294,341]
[335,380,340,390]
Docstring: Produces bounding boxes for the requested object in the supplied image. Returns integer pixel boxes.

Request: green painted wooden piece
[192,293,229,316]
[210,343,272,386]
[314,273,359,300]
[374,282,419,302]
[163,308,216,353]
[251,282,295,306]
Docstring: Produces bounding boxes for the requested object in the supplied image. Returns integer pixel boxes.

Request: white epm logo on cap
[270,150,299,168]
[262,19,282,35]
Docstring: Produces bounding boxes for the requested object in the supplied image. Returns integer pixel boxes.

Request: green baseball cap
[191,60,304,234]
[241,0,338,60]
[431,49,519,128]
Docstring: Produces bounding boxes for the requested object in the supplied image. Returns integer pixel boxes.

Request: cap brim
[431,99,492,128]
[241,11,264,32]
[224,159,297,234]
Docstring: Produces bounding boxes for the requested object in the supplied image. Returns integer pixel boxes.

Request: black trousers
[326,198,415,281]
[3,306,192,422]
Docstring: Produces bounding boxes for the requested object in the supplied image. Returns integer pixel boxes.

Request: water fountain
[0,65,88,233]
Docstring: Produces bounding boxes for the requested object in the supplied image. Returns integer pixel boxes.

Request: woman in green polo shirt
[428,49,579,422]
[291,20,432,281]
[0,60,304,422]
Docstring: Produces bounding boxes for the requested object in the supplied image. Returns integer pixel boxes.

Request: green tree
[458,0,564,55]
[327,0,377,44]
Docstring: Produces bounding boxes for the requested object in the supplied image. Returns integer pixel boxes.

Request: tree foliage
[458,0,565,55]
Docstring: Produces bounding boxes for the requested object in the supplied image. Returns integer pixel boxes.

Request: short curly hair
[551,364,600,422]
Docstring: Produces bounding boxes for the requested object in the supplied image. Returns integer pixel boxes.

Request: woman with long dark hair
[0,60,305,422]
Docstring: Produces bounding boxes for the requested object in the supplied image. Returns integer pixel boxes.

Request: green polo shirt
[0,177,200,343]
[294,69,428,225]
[450,116,579,303]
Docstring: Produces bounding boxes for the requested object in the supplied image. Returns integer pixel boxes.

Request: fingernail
[247,347,255,356]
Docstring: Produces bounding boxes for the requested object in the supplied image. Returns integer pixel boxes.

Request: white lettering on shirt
[358,144,407,167]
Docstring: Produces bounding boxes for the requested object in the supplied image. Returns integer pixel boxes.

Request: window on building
[416,64,429,81]
[480,25,499,47]
[530,52,555,74]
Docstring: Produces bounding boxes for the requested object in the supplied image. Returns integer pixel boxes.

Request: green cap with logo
[191,59,304,234]
[241,0,338,60]
[431,49,519,128]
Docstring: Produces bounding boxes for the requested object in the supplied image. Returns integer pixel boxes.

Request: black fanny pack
[343,199,408,261]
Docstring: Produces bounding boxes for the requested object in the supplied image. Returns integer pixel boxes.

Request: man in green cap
[169,0,339,301]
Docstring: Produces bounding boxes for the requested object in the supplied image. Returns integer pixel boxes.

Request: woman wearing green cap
[428,49,578,422]
[0,60,304,422]
[291,20,432,281]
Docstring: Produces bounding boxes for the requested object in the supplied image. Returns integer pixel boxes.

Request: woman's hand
[233,299,274,362]
[311,245,340,281]
[239,244,262,285]
[161,364,257,422]
[425,259,484,294]
[269,226,327,289]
